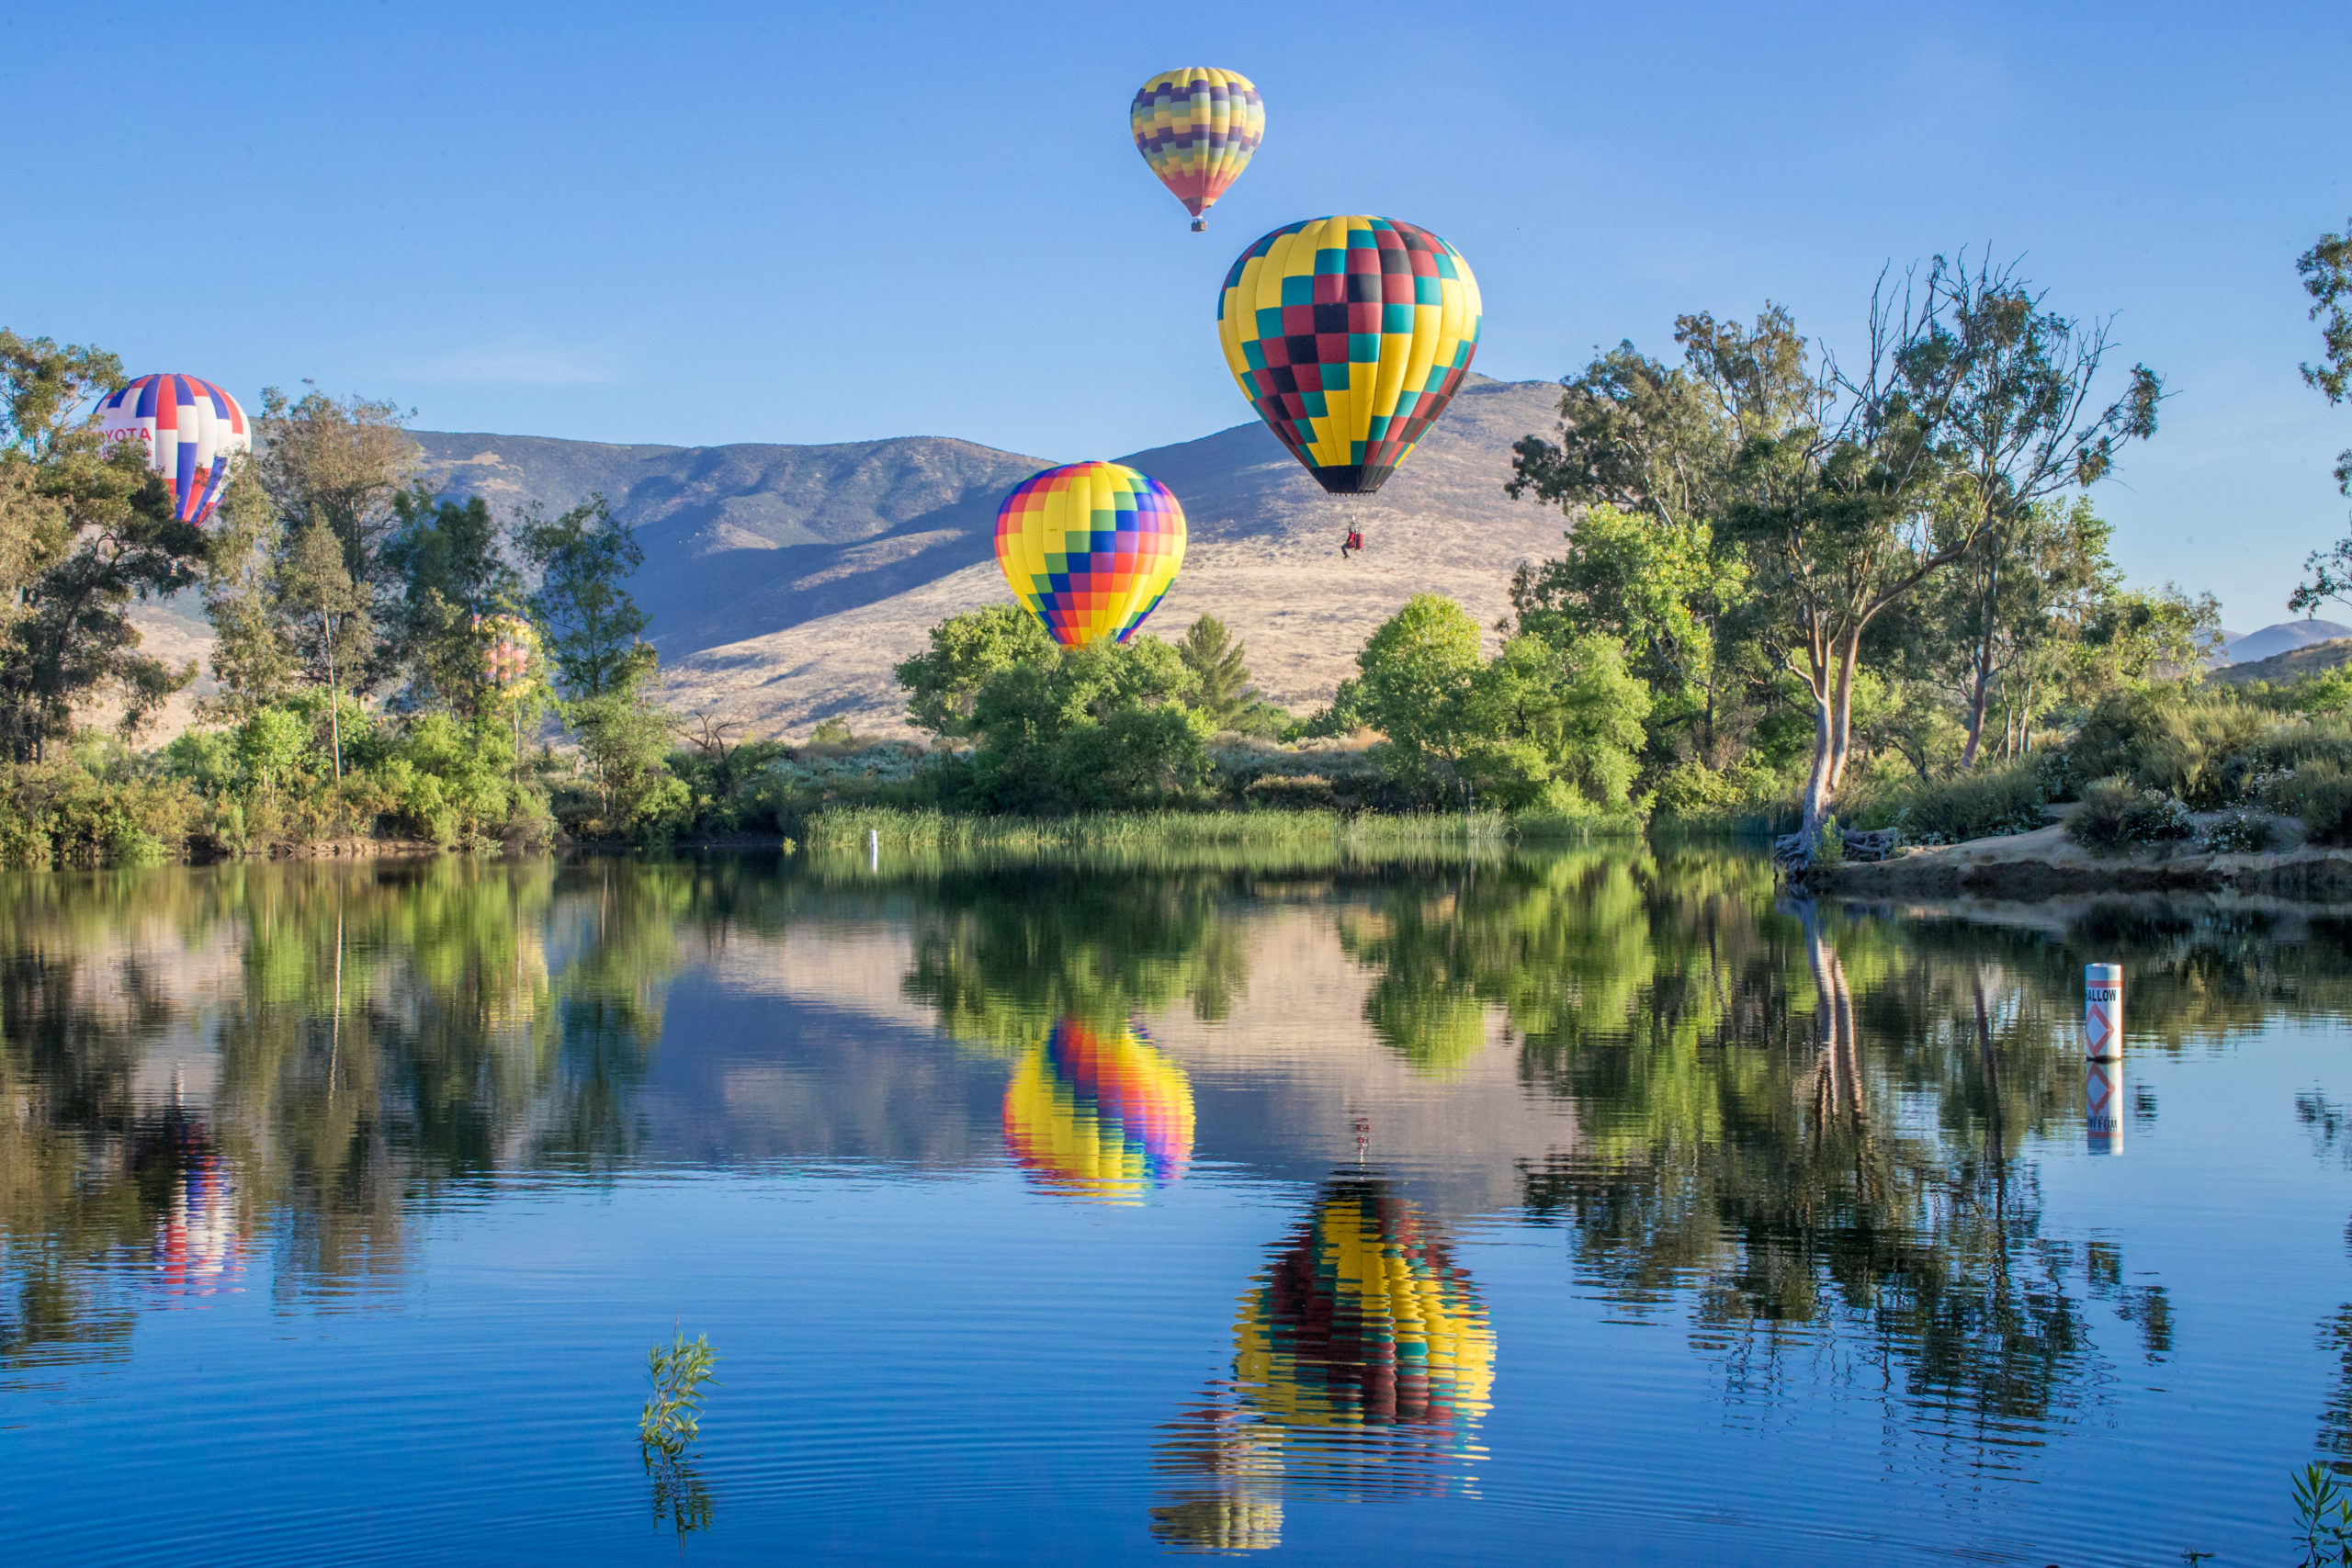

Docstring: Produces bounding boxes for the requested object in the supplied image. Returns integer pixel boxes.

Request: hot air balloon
[95,374,251,527]
[477,613,535,689]
[1131,68,1265,232]
[1234,1175,1492,1453]
[1217,217,1481,555]
[1001,1017,1195,1201]
[993,462,1186,648]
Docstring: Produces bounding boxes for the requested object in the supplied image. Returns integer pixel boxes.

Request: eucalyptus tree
[2290,217,2352,613]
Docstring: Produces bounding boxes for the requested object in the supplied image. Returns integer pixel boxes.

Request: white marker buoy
[868,828,879,871]
[2086,963,2122,1059]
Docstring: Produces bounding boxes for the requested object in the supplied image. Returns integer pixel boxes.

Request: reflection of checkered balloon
[993,462,1186,648]
[1217,217,1481,496]
[1130,67,1264,223]
[95,374,250,525]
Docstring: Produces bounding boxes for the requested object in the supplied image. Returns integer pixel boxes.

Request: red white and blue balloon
[96,374,251,526]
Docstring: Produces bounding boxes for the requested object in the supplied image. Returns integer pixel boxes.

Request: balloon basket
[1191,219,1205,232]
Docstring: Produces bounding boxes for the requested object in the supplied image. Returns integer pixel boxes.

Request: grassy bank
[797,804,1638,855]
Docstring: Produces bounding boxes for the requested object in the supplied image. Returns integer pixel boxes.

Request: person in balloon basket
[1340,527,1363,560]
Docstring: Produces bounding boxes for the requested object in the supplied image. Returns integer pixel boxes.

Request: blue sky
[4,0,2346,630]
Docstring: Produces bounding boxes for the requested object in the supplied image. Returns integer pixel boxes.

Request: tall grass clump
[800,805,1553,854]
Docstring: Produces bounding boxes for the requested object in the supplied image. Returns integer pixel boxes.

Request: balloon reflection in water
[1001,1019,1194,1201]
[1153,1174,1492,1542]
[151,1122,243,1299]
[1148,1386,1285,1552]
[1240,1175,1493,1441]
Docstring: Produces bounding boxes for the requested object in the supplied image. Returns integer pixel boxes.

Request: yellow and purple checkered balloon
[1130,67,1265,230]
[1217,216,1482,496]
[993,461,1187,648]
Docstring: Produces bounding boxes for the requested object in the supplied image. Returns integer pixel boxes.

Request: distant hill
[2209,636,2352,686]
[2218,619,2352,665]
[122,376,1573,739]
[412,375,1566,737]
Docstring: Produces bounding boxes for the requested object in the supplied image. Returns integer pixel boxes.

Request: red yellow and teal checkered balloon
[1217,216,1481,496]
[1130,67,1265,231]
[993,462,1187,648]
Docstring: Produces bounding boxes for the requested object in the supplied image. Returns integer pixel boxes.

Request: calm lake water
[3,845,2349,1564]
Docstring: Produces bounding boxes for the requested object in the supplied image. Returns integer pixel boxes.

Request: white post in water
[868,829,879,871]
[2086,963,2122,1060]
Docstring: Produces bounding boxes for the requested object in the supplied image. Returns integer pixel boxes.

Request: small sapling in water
[640,1332,719,1461]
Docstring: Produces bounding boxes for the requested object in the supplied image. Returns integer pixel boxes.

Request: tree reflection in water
[0,858,697,1374]
[12,847,2351,1502]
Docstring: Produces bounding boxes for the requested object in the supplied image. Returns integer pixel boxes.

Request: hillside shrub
[2066,776,2195,852]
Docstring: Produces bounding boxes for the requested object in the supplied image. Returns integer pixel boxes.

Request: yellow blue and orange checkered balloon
[1130,67,1263,231]
[993,462,1186,648]
[1217,216,1482,496]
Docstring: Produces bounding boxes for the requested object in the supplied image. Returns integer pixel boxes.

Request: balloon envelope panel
[96,373,251,526]
[1001,1018,1195,1200]
[1217,217,1481,496]
[1131,67,1265,221]
[993,462,1187,648]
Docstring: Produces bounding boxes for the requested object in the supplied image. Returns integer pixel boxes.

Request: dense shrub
[0,761,198,866]
[2065,690,2270,808]
[2294,760,2352,847]
[2066,776,2195,852]
[2200,810,2275,854]
[1867,760,2048,846]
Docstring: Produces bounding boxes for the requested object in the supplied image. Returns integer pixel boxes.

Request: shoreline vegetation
[9,216,2352,881]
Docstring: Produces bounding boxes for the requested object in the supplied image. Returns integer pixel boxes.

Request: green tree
[199,470,300,716]
[1353,593,1486,787]
[278,521,369,780]
[1464,632,1652,808]
[1505,502,1747,762]
[382,487,521,716]
[249,384,418,596]
[518,495,652,700]
[964,637,1207,810]
[1174,614,1283,735]
[1902,262,2163,768]
[1928,496,2118,764]
[896,604,1055,737]
[0,331,209,760]
[2291,218,2352,613]
[2075,581,2222,691]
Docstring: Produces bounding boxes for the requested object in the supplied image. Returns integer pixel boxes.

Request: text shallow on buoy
[2086,963,2122,1060]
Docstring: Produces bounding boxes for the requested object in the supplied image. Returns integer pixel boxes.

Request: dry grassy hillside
[662,376,1567,736]
[122,376,1572,741]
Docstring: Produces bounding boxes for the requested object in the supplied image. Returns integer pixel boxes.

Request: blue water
[2,852,2347,1563]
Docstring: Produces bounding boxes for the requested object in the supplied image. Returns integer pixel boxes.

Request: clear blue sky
[4,0,2346,630]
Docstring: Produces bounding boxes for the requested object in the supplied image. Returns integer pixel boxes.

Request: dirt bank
[1813,819,2352,900]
